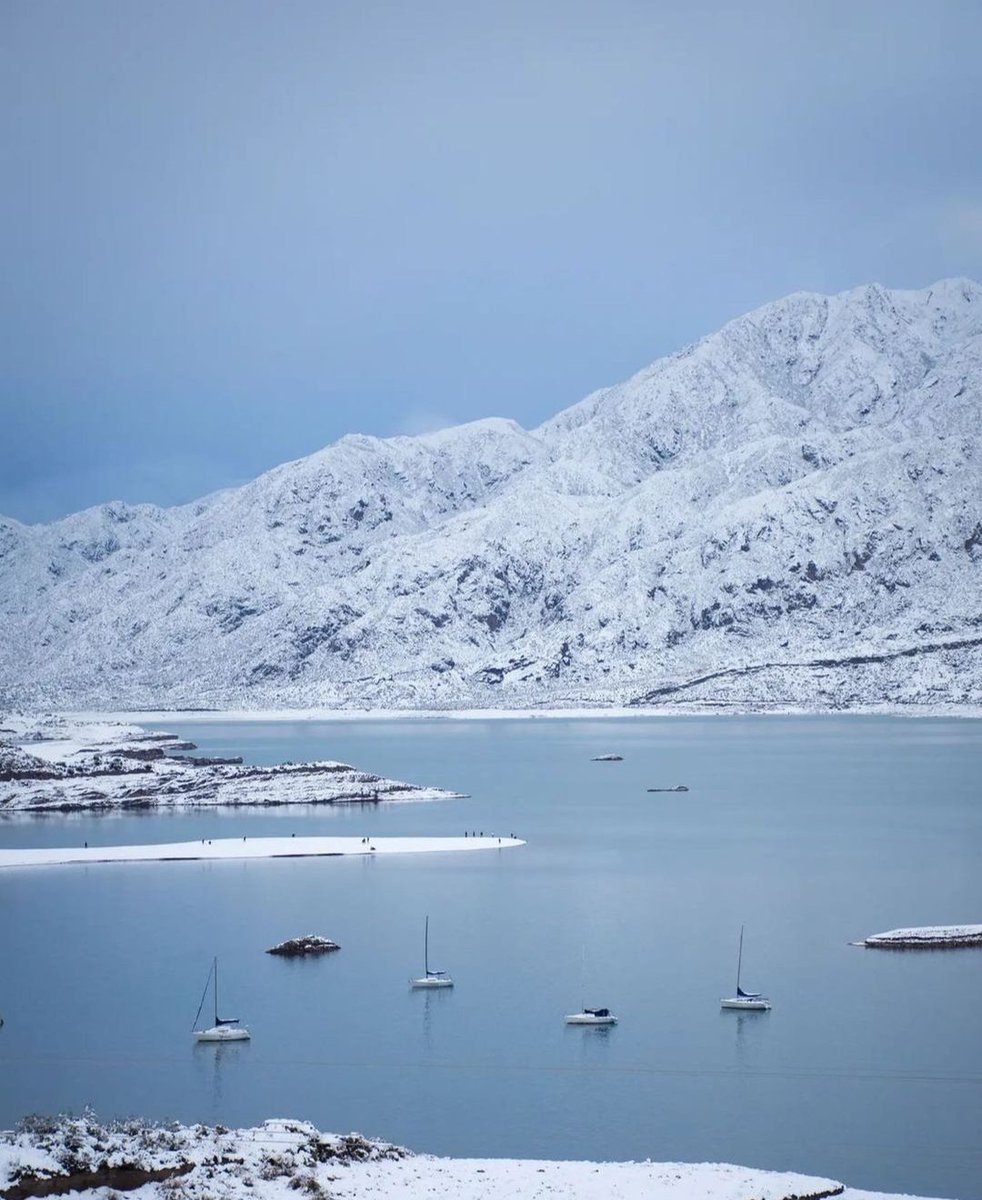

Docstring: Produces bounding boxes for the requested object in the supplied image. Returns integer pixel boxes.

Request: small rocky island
[863,924,982,949]
[647,785,689,793]
[0,715,464,813]
[267,935,341,957]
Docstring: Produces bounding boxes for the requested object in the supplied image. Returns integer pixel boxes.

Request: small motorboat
[565,1007,617,1026]
[193,957,251,1042]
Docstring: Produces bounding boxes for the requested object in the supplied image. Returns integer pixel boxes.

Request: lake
[1,715,980,1199]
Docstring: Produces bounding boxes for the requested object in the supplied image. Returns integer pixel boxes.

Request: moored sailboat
[193,957,251,1041]
[720,925,771,1011]
[409,915,453,989]
[565,1007,617,1025]
[565,942,617,1024]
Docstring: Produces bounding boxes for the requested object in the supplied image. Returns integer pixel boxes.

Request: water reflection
[415,987,452,1051]
[192,1040,249,1120]
[567,1020,617,1074]
[567,1023,615,1041]
[725,1009,770,1068]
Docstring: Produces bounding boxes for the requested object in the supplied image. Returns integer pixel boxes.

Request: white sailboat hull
[565,1012,617,1025]
[410,976,453,988]
[195,1025,251,1041]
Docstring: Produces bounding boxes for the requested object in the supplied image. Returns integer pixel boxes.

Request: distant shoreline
[68,703,982,723]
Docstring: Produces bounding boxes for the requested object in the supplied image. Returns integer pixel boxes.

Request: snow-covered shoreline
[68,703,982,723]
[0,834,524,871]
[0,714,464,813]
[0,1114,946,1200]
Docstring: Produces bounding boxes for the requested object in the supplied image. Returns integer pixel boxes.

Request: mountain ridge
[2,278,980,711]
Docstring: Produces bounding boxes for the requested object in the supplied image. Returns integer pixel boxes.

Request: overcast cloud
[2,0,981,522]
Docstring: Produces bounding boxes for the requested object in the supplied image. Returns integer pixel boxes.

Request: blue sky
[2,0,981,523]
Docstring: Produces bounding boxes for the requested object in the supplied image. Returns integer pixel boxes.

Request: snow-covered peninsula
[863,924,982,948]
[0,1114,942,1200]
[0,714,462,813]
[2,279,981,714]
[0,834,523,870]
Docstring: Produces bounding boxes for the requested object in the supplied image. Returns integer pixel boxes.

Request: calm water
[1,716,980,1199]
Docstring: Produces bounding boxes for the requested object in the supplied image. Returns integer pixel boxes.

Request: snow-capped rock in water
[267,935,341,956]
[1,279,981,712]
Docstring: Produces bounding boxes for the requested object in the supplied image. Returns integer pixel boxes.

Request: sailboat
[192,957,251,1041]
[565,1007,617,1026]
[409,916,453,989]
[720,925,771,1011]
[565,944,617,1024]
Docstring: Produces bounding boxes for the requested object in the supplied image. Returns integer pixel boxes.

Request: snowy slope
[2,279,980,711]
[0,1114,939,1200]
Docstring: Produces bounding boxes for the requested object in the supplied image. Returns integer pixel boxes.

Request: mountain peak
[2,279,980,712]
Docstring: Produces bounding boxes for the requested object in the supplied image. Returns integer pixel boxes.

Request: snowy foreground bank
[0,715,462,813]
[0,1115,941,1200]
[0,834,523,870]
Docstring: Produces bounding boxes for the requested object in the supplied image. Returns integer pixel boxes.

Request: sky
[2,0,982,524]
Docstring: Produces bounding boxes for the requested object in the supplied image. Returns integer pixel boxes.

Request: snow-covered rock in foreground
[864,924,982,948]
[0,715,462,813]
[2,279,982,713]
[0,1113,941,1200]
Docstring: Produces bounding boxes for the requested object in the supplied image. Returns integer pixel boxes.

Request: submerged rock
[266,935,341,957]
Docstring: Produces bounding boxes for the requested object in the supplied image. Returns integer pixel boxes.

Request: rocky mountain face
[2,279,981,712]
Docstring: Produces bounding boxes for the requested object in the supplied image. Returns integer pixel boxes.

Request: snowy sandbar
[863,924,982,948]
[0,834,524,871]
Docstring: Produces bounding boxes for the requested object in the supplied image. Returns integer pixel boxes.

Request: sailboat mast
[735,925,745,991]
[424,916,430,974]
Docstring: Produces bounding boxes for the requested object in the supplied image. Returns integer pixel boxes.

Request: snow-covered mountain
[3,279,981,712]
